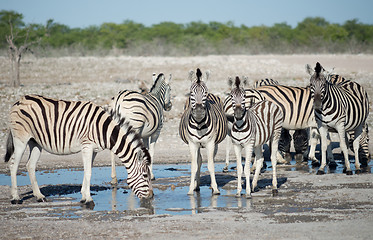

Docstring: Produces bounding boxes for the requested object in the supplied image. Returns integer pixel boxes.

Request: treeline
[1,10,373,56]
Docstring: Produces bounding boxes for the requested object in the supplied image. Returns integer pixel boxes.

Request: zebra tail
[4,131,14,162]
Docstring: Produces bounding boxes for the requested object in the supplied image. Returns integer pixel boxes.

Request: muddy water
[0,161,372,217]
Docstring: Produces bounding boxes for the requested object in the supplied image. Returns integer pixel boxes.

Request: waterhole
[1,159,371,217]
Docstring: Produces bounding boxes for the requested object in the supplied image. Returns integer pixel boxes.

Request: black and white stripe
[109,73,172,181]
[222,77,267,172]
[229,77,283,198]
[307,62,370,174]
[254,78,279,88]
[4,95,153,205]
[179,68,228,195]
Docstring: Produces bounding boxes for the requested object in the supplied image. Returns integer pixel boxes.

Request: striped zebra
[222,78,269,172]
[229,76,283,198]
[4,95,153,206]
[179,68,228,195]
[306,62,369,175]
[109,73,172,181]
[328,74,370,165]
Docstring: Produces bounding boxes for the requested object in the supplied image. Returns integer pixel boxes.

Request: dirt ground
[0,54,372,239]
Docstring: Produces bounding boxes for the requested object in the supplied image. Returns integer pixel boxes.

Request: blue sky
[2,0,373,28]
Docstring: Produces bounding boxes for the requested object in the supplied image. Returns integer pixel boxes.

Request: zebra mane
[315,62,323,77]
[234,76,241,88]
[149,73,164,93]
[196,68,202,83]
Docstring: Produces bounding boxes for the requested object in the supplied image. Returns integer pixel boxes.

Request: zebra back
[254,78,279,88]
[255,85,315,129]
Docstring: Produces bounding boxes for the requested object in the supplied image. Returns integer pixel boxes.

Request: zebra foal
[179,68,228,195]
[4,95,153,206]
[307,62,369,175]
[230,77,283,198]
[110,73,172,181]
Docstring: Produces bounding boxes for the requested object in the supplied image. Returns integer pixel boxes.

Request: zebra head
[307,62,327,111]
[229,76,247,121]
[126,146,154,199]
[189,68,208,122]
[150,73,173,111]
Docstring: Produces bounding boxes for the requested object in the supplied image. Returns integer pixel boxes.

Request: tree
[5,15,43,87]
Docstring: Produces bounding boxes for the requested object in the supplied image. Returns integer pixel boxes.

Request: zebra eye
[143,173,148,178]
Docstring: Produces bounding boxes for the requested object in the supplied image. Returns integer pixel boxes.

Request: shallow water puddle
[0,161,371,217]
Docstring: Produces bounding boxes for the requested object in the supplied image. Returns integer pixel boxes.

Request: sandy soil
[0,54,372,239]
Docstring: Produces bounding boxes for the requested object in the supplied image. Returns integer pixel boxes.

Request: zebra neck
[108,123,143,167]
[150,82,166,102]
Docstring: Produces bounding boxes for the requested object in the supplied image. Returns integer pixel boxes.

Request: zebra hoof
[316,170,325,175]
[346,170,353,175]
[222,166,229,173]
[195,186,200,192]
[312,160,321,167]
[328,161,337,169]
[245,194,252,199]
[235,193,241,198]
[272,189,279,197]
[212,189,220,195]
[252,186,259,193]
[355,169,362,174]
[11,199,23,204]
[83,201,95,210]
[37,197,47,202]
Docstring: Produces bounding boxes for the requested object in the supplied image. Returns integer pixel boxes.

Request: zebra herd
[4,62,370,205]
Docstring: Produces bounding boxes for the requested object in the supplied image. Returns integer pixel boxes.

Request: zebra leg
[352,126,363,174]
[80,145,94,205]
[206,141,220,195]
[26,141,45,202]
[270,135,279,196]
[223,136,232,172]
[233,144,243,197]
[317,126,329,175]
[251,146,264,194]
[243,144,254,199]
[278,129,291,163]
[149,131,160,180]
[187,143,199,195]
[336,125,353,175]
[10,138,28,204]
[308,127,319,165]
[195,148,202,192]
[110,151,118,185]
[326,132,336,168]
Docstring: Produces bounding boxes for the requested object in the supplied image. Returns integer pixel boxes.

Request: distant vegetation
[1,10,373,56]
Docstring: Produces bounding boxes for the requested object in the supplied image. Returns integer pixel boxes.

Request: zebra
[4,95,153,206]
[179,68,228,195]
[328,74,370,165]
[222,78,270,172]
[306,62,369,175]
[109,73,172,182]
[229,76,283,198]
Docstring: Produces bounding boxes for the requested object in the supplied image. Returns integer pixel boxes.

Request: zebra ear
[305,64,314,76]
[242,76,248,87]
[227,77,234,88]
[166,73,172,84]
[188,70,195,82]
[204,70,210,82]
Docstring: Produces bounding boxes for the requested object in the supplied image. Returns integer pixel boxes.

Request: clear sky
[2,0,373,28]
